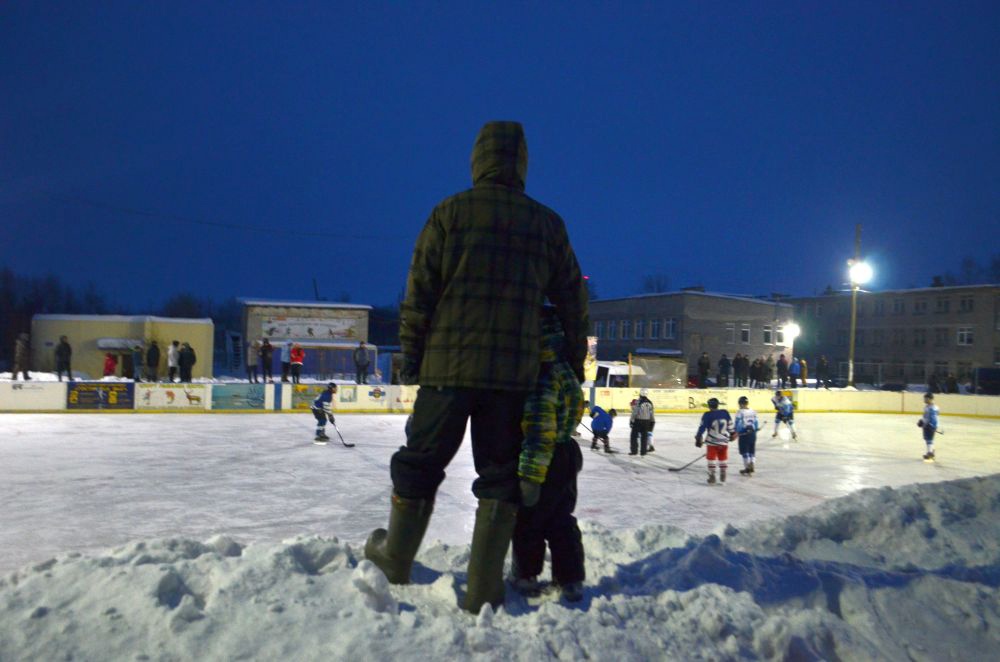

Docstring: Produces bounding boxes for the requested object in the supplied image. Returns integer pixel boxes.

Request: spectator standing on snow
[146,341,160,382]
[353,341,370,385]
[280,341,292,382]
[799,358,808,388]
[777,354,789,388]
[55,335,72,382]
[789,357,801,388]
[718,354,731,387]
[290,343,304,384]
[259,339,274,383]
[103,352,118,377]
[364,121,589,615]
[247,340,260,384]
[695,397,735,485]
[697,352,711,388]
[132,344,144,382]
[765,355,776,388]
[510,307,586,603]
[815,355,830,389]
[12,333,31,380]
[167,341,180,382]
[178,342,197,382]
[589,406,616,452]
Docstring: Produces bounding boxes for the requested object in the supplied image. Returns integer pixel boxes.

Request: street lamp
[847,258,872,387]
[782,322,801,343]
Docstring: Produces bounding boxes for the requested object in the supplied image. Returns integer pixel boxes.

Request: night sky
[3,1,998,311]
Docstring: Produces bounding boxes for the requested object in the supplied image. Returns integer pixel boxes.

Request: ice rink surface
[2,410,998,574]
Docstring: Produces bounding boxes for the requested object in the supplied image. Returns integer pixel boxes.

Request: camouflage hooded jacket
[518,311,584,484]
[400,121,589,390]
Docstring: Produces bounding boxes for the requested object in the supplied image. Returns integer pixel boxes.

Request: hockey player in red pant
[695,397,736,485]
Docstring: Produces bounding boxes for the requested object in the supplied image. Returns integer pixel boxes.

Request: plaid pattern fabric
[518,326,584,484]
[400,121,589,390]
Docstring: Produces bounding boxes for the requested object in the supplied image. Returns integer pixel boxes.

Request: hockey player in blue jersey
[770,390,797,440]
[311,383,338,444]
[918,392,940,460]
[695,398,736,484]
[589,406,616,452]
[734,395,761,476]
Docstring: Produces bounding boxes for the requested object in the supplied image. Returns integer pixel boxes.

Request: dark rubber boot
[463,499,518,614]
[364,492,434,584]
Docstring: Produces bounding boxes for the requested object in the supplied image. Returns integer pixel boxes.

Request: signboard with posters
[291,384,330,410]
[261,316,359,343]
[66,382,134,410]
[210,384,265,410]
[136,383,208,410]
[0,382,66,410]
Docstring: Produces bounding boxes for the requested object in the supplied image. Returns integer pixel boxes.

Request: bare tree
[640,273,670,294]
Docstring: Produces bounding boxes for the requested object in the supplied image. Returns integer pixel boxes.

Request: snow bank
[2,476,997,661]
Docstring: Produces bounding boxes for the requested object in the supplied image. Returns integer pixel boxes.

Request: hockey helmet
[707,397,720,409]
[924,392,934,401]
[738,396,749,406]
[639,388,649,397]
[327,382,337,390]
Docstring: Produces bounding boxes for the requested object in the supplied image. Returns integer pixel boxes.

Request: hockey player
[511,307,586,602]
[589,406,616,452]
[734,395,760,475]
[629,389,655,456]
[695,397,736,484]
[311,383,338,444]
[918,392,940,460]
[771,390,797,440]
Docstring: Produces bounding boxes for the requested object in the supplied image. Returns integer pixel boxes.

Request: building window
[634,319,644,340]
[594,321,603,339]
[837,329,848,346]
[957,362,972,379]
[892,299,905,315]
[913,299,927,315]
[892,329,905,346]
[934,328,947,346]
[664,318,677,340]
[890,362,904,378]
[725,323,735,344]
[649,319,660,339]
[740,324,751,344]
[935,298,950,314]
[913,328,927,347]
[620,320,630,340]
[815,302,823,317]
[872,329,884,346]
[762,325,773,345]
[607,320,616,340]
[873,299,885,316]
[776,327,786,345]
[957,327,974,346]
[959,297,974,313]
[910,363,926,381]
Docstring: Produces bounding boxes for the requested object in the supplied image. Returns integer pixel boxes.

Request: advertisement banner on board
[211,384,266,410]
[0,382,67,410]
[136,383,207,410]
[291,384,329,410]
[66,382,134,410]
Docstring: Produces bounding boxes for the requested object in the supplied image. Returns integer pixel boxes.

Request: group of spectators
[8,335,196,382]
[695,352,833,389]
[245,339,371,385]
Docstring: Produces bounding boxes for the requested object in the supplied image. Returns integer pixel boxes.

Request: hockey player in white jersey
[695,398,736,484]
[734,395,761,475]
[918,392,940,460]
[771,390,797,440]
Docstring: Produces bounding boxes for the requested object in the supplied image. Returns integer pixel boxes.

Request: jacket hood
[539,306,567,361]
[471,121,527,189]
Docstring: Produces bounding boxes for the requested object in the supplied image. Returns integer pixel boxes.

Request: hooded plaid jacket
[399,121,589,390]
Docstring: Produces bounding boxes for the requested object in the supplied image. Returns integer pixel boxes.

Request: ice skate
[923,451,935,461]
[719,468,727,484]
[313,434,329,445]
[739,467,752,476]
[749,461,755,474]
[707,473,716,485]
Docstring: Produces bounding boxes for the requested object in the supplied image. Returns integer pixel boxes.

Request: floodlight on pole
[783,322,801,342]
[846,225,872,387]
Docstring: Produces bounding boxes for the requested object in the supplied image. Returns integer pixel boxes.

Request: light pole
[846,225,872,387]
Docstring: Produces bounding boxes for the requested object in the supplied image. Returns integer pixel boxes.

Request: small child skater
[311,382,338,443]
[511,306,586,602]
[589,405,617,452]
[918,392,940,460]
[771,390,798,440]
[734,395,761,475]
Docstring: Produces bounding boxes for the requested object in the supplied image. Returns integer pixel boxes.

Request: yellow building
[31,315,214,380]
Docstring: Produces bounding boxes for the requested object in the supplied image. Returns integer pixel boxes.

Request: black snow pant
[56,360,71,381]
[291,364,301,383]
[390,386,527,503]
[512,442,585,586]
[356,365,368,384]
[281,362,290,382]
[630,420,653,455]
[247,364,258,383]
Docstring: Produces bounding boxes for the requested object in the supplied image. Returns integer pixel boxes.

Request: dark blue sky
[3,1,998,310]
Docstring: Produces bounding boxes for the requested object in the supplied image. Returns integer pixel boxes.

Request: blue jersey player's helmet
[707,398,719,409]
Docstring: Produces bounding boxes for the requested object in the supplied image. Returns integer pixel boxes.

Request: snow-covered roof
[239,298,372,311]
[594,291,794,307]
[33,314,213,325]
[789,282,1000,298]
[632,348,684,357]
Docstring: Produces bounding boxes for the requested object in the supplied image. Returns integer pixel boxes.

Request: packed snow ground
[1,412,998,660]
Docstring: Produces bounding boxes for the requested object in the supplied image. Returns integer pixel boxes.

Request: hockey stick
[667,452,706,472]
[330,418,355,448]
